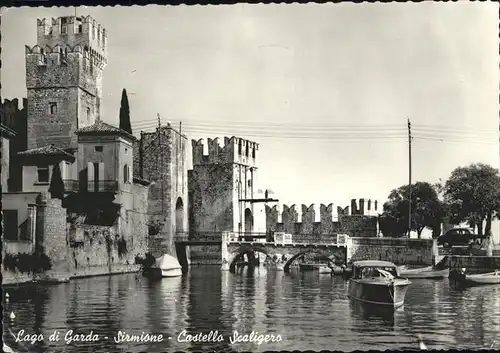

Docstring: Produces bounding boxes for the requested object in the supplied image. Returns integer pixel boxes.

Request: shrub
[2,252,52,274]
[134,252,156,268]
[117,237,128,257]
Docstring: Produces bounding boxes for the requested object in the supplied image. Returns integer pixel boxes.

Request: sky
[2,3,499,213]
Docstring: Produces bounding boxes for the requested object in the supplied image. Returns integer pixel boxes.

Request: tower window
[87,107,91,123]
[37,166,49,183]
[123,165,129,183]
[49,102,57,115]
[94,146,103,152]
[60,18,68,35]
[252,147,255,159]
[238,140,242,155]
[78,24,83,33]
[245,144,249,157]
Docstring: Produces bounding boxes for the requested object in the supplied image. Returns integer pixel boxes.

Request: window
[49,102,57,115]
[87,107,91,123]
[78,24,83,33]
[123,165,129,183]
[238,140,242,155]
[124,148,128,155]
[252,147,255,159]
[37,166,49,183]
[3,210,18,241]
[60,18,67,34]
[94,146,103,152]
[245,144,249,157]
[248,179,252,187]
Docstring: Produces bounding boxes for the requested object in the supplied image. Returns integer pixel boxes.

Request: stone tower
[133,124,189,258]
[189,136,259,235]
[25,15,107,150]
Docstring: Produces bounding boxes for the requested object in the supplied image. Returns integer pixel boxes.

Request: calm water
[3,267,500,352]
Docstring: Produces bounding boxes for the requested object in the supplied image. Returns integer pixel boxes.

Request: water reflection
[3,268,500,352]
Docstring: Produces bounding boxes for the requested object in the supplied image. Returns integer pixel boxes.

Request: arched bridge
[221,232,348,273]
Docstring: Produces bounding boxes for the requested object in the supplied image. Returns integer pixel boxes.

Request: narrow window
[60,18,67,34]
[238,140,242,155]
[245,143,249,157]
[124,148,128,155]
[49,102,57,115]
[94,146,103,152]
[252,147,255,159]
[123,164,129,183]
[87,107,91,123]
[3,210,18,241]
[37,166,49,183]
[78,24,83,33]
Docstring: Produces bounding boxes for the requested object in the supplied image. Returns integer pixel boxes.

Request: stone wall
[347,237,434,266]
[265,199,379,238]
[1,98,28,192]
[446,255,500,273]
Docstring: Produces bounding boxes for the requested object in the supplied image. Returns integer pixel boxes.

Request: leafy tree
[444,163,500,237]
[48,163,65,200]
[119,88,132,134]
[380,182,444,238]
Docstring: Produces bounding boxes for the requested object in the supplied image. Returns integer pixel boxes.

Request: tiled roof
[18,144,75,161]
[76,119,136,140]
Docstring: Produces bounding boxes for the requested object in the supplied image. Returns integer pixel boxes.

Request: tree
[380,182,445,238]
[49,163,65,200]
[119,88,132,134]
[444,163,500,237]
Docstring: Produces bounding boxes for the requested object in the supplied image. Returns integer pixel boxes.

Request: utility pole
[408,118,412,238]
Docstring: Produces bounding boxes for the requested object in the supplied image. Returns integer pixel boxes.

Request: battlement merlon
[36,16,107,59]
[192,136,260,166]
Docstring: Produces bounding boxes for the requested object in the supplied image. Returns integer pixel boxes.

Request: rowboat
[347,260,411,309]
[399,265,449,279]
[460,270,500,286]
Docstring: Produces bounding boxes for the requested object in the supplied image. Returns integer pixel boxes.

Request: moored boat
[152,254,182,278]
[347,260,411,308]
[318,265,332,274]
[459,270,500,287]
[399,265,449,279]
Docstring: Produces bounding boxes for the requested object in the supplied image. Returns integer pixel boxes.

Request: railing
[62,179,79,192]
[85,180,119,193]
[174,231,348,246]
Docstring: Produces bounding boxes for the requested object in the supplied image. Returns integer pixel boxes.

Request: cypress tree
[119,88,132,134]
[49,163,65,200]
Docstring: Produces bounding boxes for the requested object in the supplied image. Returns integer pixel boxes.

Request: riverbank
[2,264,141,286]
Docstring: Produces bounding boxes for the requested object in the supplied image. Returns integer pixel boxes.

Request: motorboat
[152,254,182,278]
[399,265,449,279]
[347,260,411,308]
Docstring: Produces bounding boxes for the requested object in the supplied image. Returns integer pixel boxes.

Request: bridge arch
[227,243,271,273]
[283,249,344,273]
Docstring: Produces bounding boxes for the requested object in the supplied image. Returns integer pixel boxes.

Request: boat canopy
[154,254,182,270]
[352,260,397,268]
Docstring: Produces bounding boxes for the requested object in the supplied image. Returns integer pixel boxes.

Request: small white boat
[347,260,411,309]
[152,254,182,278]
[399,266,449,279]
[461,270,500,286]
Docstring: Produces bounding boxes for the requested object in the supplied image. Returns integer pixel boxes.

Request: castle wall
[265,199,380,238]
[1,98,28,191]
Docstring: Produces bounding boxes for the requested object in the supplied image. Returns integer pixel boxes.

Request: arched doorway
[175,197,184,235]
[244,208,253,241]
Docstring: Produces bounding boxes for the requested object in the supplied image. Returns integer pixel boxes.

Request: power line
[132,117,495,133]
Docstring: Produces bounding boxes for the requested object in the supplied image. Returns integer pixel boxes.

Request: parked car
[437,228,482,248]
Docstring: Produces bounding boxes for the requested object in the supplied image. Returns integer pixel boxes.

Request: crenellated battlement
[36,16,107,59]
[25,43,106,69]
[265,198,379,225]
[192,136,259,166]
